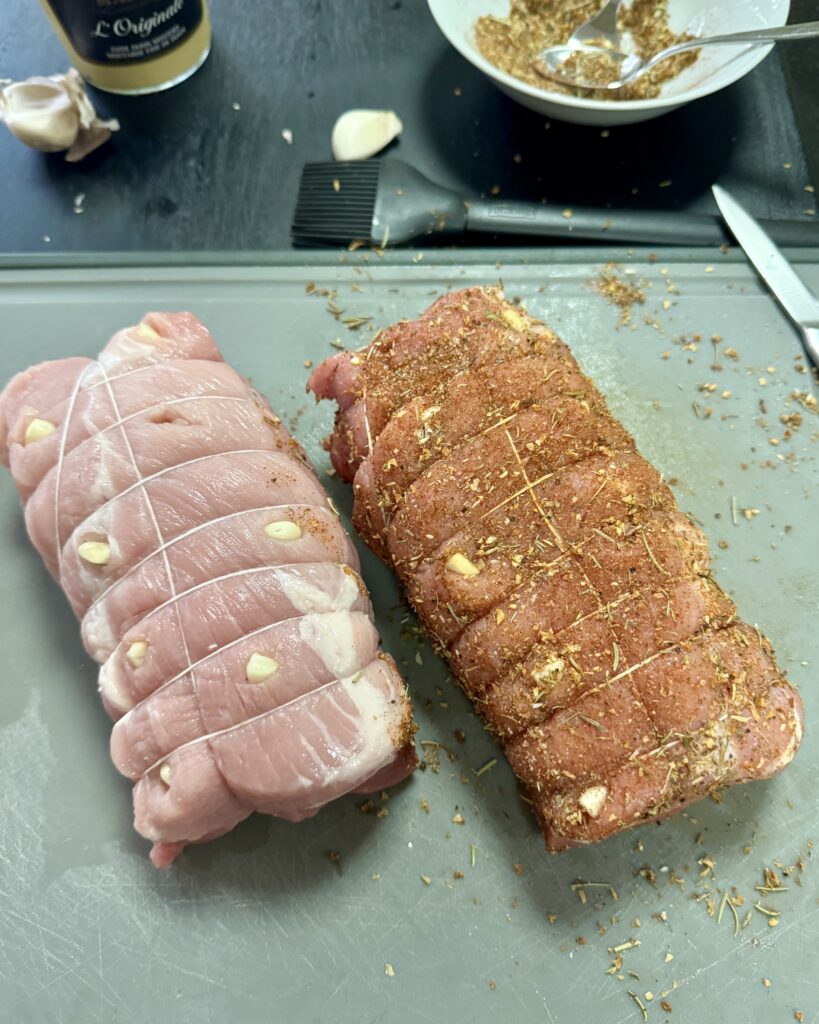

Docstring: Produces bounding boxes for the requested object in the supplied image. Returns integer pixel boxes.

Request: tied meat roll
[0,313,415,867]
[310,287,804,849]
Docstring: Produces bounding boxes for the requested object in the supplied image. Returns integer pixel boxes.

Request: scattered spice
[611,938,640,953]
[628,990,649,1022]
[474,757,498,777]
[753,902,781,918]
[595,264,646,326]
[572,881,619,903]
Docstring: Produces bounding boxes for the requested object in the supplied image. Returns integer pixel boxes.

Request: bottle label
[46,0,203,65]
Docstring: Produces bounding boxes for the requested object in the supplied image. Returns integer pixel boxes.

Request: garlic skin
[0,68,119,162]
[331,109,403,161]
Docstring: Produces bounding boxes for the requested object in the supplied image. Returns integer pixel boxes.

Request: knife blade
[711,184,819,367]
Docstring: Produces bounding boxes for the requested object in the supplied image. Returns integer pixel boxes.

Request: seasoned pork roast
[310,287,803,849]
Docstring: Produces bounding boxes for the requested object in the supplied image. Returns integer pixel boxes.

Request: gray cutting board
[0,252,817,1024]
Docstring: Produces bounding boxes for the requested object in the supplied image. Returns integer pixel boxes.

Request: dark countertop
[1,0,817,254]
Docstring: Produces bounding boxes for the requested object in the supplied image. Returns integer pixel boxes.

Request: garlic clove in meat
[578,784,608,819]
[78,539,111,564]
[246,653,279,684]
[126,640,149,669]
[264,520,302,541]
[331,109,403,161]
[0,68,119,162]
[445,552,481,578]
[24,417,56,444]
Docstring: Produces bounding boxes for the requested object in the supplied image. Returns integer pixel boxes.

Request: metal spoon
[535,20,819,92]
[565,0,624,52]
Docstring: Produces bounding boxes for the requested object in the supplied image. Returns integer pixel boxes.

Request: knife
[712,184,819,367]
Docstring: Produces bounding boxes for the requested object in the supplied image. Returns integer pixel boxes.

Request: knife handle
[464,199,818,247]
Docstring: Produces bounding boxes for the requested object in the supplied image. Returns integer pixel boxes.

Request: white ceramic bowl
[427,0,790,126]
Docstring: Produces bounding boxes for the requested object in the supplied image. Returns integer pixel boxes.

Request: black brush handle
[464,199,818,247]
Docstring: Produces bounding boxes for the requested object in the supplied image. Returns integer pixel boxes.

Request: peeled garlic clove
[578,784,608,819]
[331,109,403,161]
[0,68,119,162]
[125,640,149,669]
[245,653,279,684]
[264,520,302,541]
[24,417,56,444]
[445,552,481,578]
[78,539,111,565]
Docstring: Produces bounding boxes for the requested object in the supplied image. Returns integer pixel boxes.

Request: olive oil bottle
[38,0,211,94]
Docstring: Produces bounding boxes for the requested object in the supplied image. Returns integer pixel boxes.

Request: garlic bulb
[331,109,403,161]
[0,68,119,162]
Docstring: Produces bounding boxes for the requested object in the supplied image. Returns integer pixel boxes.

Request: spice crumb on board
[385,963,395,977]
[595,264,647,326]
[488,980,497,990]
[628,990,649,1022]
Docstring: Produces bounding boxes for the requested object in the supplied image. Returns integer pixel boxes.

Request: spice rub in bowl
[475,0,698,100]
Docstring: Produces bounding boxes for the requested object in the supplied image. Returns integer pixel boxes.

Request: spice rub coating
[310,287,803,849]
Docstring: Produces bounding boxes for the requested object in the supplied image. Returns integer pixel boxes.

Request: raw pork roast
[310,287,803,849]
[0,313,415,866]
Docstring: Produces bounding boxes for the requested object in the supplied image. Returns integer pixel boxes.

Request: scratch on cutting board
[659,900,819,997]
